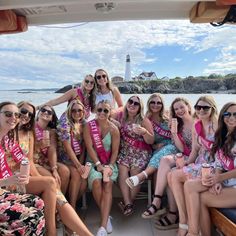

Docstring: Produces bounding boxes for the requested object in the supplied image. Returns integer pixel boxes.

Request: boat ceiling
[0,0,216,26]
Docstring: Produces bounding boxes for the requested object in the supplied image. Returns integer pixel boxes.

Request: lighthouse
[124,54,131,81]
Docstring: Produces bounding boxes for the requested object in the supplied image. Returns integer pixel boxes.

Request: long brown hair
[211,102,236,158]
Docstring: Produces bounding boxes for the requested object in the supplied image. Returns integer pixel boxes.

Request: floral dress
[117,123,152,170]
[0,189,45,236]
[0,142,45,236]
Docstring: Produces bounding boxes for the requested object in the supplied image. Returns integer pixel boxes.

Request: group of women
[0,68,235,236]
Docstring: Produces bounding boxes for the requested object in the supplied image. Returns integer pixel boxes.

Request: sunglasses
[149,101,162,106]
[223,112,236,118]
[96,74,107,80]
[85,79,94,85]
[40,108,53,116]
[20,108,33,118]
[0,111,21,119]
[194,105,211,111]
[72,108,83,113]
[128,99,140,106]
[97,108,109,114]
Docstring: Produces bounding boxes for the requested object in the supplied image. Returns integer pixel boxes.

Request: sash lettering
[151,120,171,139]
[88,119,110,164]
[217,149,234,171]
[71,131,82,156]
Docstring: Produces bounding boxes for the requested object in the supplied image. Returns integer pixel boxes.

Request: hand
[202,173,215,186]
[133,125,147,136]
[77,165,85,175]
[96,164,104,173]
[209,183,222,195]
[52,169,61,187]
[108,166,113,177]
[17,174,30,185]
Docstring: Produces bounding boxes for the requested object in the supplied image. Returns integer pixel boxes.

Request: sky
[0,20,236,90]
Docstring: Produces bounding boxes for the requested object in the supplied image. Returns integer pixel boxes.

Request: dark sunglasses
[85,79,94,85]
[40,108,53,116]
[149,101,162,106]
[194,105,211,111]
[72,108,83,113]
[20,108,33,117]
[96,74,107,80]
[128,99,140,106]
[97,108,109,114]
[0,111,21,119]
[223,112,236,118]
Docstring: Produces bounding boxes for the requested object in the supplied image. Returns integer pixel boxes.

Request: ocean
[0,90,235,117]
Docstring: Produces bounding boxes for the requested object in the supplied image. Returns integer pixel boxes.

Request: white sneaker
[106,216,113,234]
[96,227,107,236]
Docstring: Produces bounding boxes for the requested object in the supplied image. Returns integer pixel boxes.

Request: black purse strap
[211,5,236,27]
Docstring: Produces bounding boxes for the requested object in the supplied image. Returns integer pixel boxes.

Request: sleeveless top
[95,91,115,108]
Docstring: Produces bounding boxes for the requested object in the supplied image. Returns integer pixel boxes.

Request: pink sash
[177,133,191,156]
[0,140,25,179]
[195,121,213,151]
[77,88,90,118]
[71,131,82,156]
[88,119,111,164]
[120,125,152,152]
[217,149,234,171]
[151,120,171,139]
[35,123,48,156]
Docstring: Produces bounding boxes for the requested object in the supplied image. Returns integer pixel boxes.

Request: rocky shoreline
[55,77,236,94]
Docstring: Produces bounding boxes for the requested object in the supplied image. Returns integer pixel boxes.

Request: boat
[1,1,235,235]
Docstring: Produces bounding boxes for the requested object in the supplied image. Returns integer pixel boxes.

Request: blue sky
[0,20,236,90]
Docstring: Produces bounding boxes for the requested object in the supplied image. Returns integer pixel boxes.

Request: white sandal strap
[142,171,148,179]
[179,223,188,230]
[126,176,139,188]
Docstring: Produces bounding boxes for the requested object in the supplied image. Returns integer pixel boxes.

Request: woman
[17,101,94,236]
[0,101,45,236]
[169,96,218,236]
[126,93,173,188]
[144,97,193,228]
[34,105,70,194]
[94,69,123,111]
[84,100,120,236]
[184,102,236,236]
[57,99,87,209]
[38,74,96,119]
[116,95,154,216]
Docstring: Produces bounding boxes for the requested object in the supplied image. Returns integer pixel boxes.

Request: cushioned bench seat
[210,208,236,236]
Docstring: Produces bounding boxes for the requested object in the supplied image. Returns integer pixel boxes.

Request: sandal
[155,211,179,230]
[177,223,188,236]
[126,171,147,189]
[141,195,166,219]
[123,204,134,216]
[118,201,125,212]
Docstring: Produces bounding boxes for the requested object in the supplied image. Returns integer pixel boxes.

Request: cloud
[0,20,236,89]
[173,58,182,62]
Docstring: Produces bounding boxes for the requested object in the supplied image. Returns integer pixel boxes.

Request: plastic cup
[81,162,91,179]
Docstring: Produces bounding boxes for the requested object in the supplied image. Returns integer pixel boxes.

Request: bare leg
[26,176,57,236]
[100,181,113,228]
[119,164,132,205]
[68,165,84,209]
[57,203,93,236]
[184,179,208,235]
[92,179,103,207]
[132,166,156,183]
[57,162,70,194]
[200,188,236,236]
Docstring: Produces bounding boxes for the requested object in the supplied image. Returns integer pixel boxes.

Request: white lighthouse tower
[124,54,131,81]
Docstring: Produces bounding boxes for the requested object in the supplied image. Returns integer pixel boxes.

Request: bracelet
[95,161,101,167]
[51,165,58,171]
[109,164,114,170]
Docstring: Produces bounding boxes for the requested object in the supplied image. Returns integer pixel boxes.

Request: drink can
[81,162,91,179]
[103,165,110,182]
[201,163,211,178]
[20,158,30,176]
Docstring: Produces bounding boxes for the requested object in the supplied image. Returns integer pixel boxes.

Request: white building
[124,54,131,81]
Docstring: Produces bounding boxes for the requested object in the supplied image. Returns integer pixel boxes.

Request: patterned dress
[148,121,177,169]
[0,189,45,236]
[117,123,152,170]
[87,132,118,190]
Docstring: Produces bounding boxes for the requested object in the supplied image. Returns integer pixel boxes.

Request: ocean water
[0,90,235,117]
